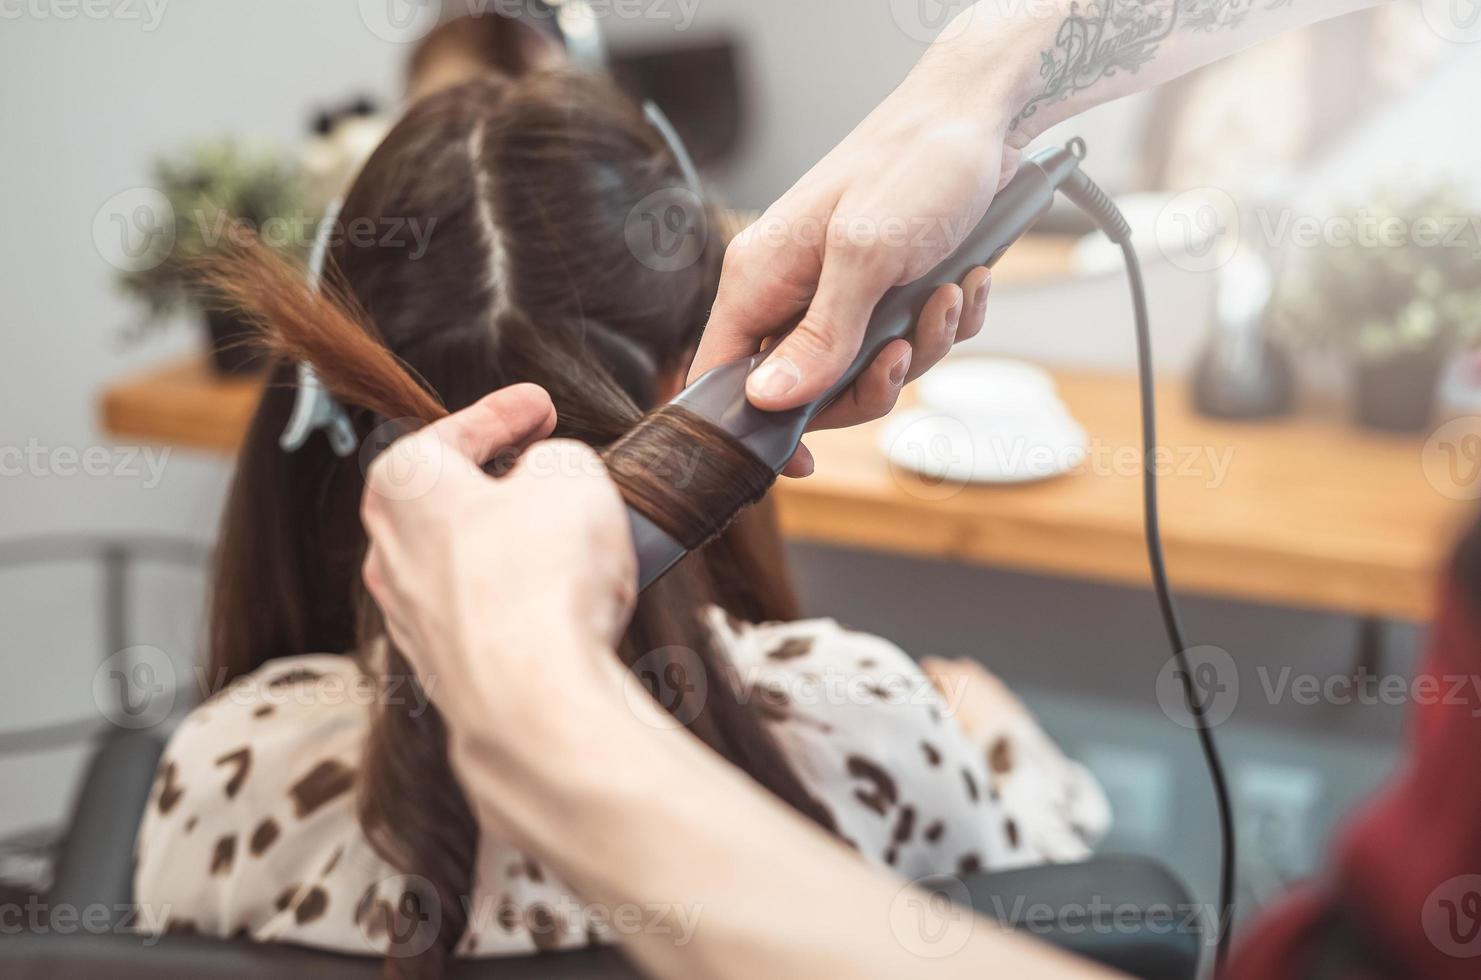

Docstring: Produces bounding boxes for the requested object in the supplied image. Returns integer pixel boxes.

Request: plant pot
[204,308,260,376]
[1352,348,1444,433]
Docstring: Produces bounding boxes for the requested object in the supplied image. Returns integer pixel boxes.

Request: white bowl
[916,358,1061,422]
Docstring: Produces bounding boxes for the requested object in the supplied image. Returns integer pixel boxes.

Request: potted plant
[1272,187,1481,432]
[117,139,312,375]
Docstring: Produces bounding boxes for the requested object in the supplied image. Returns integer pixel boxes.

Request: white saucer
[880,408,1087,485]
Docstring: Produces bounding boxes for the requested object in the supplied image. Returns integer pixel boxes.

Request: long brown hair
[206,71,829,977]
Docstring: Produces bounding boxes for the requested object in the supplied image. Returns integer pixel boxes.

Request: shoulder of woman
[145,654,377,833]
[135,653,393,943]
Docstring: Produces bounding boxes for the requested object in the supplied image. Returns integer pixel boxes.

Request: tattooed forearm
[1011,0,1294,131]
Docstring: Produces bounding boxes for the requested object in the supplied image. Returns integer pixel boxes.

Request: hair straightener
[629,140,1095,589]
[624,138,1239,975]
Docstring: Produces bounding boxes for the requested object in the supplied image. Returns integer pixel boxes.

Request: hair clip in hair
[642,100,701,197]
[280,200,357,458]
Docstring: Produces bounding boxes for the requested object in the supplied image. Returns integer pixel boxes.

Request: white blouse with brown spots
[134,612,1109,956]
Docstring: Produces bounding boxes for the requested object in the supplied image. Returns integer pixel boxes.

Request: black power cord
[1060,161,1237,975]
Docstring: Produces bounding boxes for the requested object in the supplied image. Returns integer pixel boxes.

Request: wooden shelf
[100,359,265,454]
[780,374,1466,622]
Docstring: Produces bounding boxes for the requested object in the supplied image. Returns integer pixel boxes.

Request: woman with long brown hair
[132,56,1107,977]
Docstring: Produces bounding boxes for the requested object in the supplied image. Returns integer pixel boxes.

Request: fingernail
[888,348,912,387]
[748,356,800,400]
[946,299,962,336]
[974,278,991,310]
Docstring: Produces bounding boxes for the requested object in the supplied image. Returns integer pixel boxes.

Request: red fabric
[1229,576,1481,978]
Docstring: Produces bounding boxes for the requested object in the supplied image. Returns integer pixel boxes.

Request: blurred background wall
[1,0,1474,929]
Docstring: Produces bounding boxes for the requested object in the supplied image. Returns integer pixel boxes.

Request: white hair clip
[280,199,357,458]
[643,100,702,196]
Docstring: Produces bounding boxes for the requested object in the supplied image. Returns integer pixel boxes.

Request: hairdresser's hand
[360,384,638,736]
[691,13,1033,476]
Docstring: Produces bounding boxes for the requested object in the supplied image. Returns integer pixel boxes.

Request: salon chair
[3,733,1203,980]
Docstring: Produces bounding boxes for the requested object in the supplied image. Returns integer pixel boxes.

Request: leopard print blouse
[134,612,1109,956]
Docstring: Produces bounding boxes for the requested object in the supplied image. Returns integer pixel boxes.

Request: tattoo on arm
[1012,0,1295,131]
